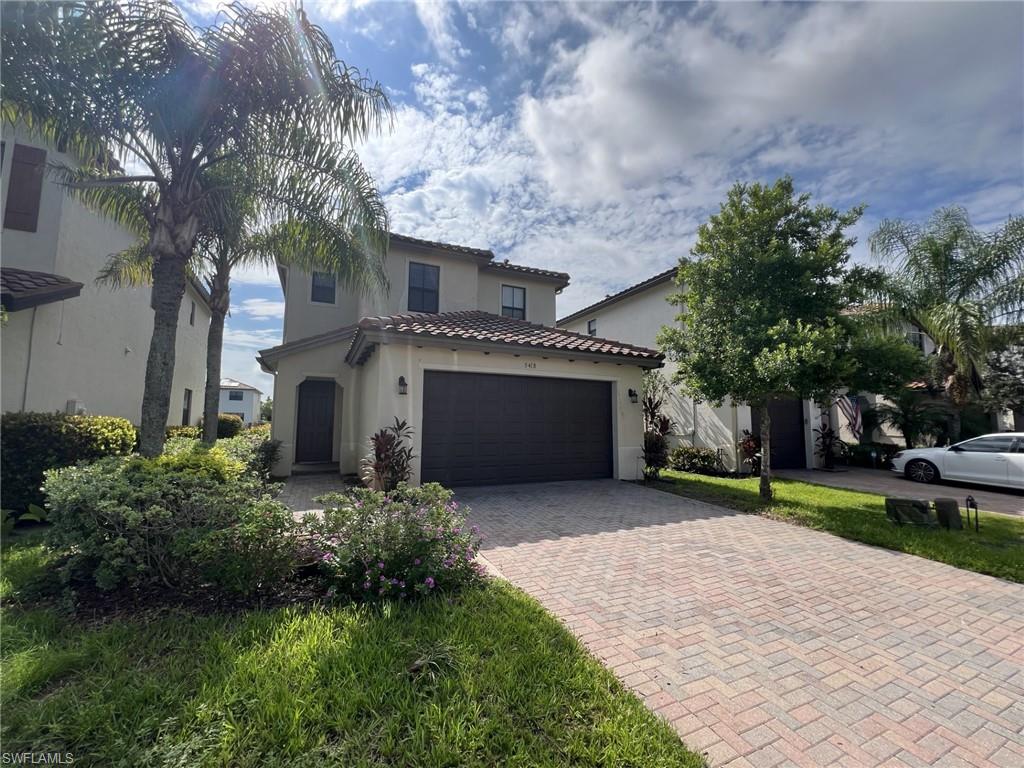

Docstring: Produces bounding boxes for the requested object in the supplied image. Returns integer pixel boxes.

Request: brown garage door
[421,371,613,486]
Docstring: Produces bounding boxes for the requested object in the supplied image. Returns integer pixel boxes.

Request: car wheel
[906,459,939,484]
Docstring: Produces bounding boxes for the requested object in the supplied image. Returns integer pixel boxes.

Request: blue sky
[181,1,1024,396]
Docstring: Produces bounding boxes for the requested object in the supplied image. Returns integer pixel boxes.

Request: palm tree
[867,389,948,449]
[2,1,391,455]
[98,162,375,444]
[870,207,1024,438]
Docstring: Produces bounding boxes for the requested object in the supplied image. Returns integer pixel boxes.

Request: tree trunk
[201,274,231,445]
[759,401,773,501]
[137,192,200,457]
[138,251,189,456]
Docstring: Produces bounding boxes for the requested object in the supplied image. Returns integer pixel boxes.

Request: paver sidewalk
[459,480,1024,767]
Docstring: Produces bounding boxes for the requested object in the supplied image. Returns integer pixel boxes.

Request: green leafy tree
[982,344,1024,429]
[260,398,273,423]
[2,1,390,455]
[659,177,865,500]
[844,329,929,399]
[869,207,1024,437]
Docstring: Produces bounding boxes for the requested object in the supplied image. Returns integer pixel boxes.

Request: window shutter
[4,144,47,232]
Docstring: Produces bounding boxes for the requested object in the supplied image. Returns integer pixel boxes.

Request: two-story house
[257,234,663,483]
[1,123,211,425]
[219,378,263,424]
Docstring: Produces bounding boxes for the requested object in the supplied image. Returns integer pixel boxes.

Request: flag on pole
[837,395,862,441]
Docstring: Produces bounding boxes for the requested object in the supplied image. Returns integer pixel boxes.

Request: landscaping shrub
[1,412,137,512]
[305,483,483,601]
[43,445,296,595]
[642,431,669,480]
[217,413,244,439]
[165,424,200,439]
[668,445,719,474]
[361,418,415,491]
[163,431,281,484]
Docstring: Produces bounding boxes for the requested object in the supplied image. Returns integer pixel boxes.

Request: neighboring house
[258,234,662,483]
[558,269,817,471]
[219,378,262,424]
[1,123,211,426]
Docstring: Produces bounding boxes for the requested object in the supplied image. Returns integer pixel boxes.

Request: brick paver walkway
[458,480,1024,767]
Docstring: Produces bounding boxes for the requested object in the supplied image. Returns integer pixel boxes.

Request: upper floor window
[311,271,336,304]
[3,143,46,233]
[182,388,193,427]
[501,285,526,320]
[228,390,243,401]
[189,300,196,326]
[587,319,597,336]
[408,261,439,313]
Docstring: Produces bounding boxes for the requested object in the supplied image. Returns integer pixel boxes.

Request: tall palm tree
[97,162,372,444]
[867,389,948,449]
[870,207,1024,437]
[2,1,391,455]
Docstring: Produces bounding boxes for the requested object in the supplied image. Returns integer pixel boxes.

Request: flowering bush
[304,483,483,601]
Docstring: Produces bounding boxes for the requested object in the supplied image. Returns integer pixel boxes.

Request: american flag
[837,395,862,441]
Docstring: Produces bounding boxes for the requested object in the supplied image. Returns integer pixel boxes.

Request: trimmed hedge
[668,445,719,474]
[166,425,200,439]
[1,412,137,512]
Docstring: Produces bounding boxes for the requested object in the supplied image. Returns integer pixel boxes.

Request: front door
[749,397,807,469]
[295,379,335,463]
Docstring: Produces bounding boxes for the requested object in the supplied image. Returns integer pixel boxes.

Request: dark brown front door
[750,396,807,469]
[295,379,335,463]
[421,371,613,486]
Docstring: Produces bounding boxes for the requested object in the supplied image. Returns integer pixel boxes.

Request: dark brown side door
[421,371,613,486]
[295,379,335,463]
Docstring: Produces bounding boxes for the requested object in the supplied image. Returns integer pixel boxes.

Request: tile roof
[557,266,678,326]
[257,323,358,372]
[1,266,83,311]
[390,233,495,259]
[347,310,663,366]
[483,260,571,286]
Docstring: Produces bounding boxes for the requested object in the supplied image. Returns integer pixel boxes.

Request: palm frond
[96,243,153,288]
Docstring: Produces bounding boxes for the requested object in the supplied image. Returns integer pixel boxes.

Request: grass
[651,471,1024,583]
[1,530,701,768]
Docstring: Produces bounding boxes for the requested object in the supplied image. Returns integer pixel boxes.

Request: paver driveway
[458,480,1024,768]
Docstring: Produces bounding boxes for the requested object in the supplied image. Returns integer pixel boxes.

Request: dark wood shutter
[4,144,47,232]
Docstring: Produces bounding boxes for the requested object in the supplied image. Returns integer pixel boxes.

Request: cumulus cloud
[413,0,469,64]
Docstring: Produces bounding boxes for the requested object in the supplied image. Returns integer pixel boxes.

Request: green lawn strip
[651,471,1024,584]
[1,533,701,768]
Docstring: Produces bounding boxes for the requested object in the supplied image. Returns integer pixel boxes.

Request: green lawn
[1,530,701,768]
[651,471,1024,583]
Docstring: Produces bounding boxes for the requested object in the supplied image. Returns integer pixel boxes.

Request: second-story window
[408,261,439,313]
[4,144,47,233]
[587,319,597,336]
[189,300,196,326]
[311,271,336,304]
[501,285,526,320]
[229,390,243,401]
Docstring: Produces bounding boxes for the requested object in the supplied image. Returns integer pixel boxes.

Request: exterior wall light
[628,388,638,404]
[398,376,408,395]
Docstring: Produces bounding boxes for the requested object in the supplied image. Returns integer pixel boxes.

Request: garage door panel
[421,371,613,487]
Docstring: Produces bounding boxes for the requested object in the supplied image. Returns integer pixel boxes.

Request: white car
[891,432,1024,490]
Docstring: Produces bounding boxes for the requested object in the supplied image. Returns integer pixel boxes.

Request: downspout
[21,306,37,410]
[731,400,739,473]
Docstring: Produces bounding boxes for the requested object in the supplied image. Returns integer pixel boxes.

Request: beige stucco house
[1,124,211,426]
[558,269,819,471]
[258,235,662,484]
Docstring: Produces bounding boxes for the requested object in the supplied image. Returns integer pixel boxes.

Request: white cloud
[222,326,282,350]
[413,0,469,65]
[233,298,286,320]
[230,262,279,287]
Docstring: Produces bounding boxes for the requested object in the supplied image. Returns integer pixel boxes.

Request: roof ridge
[557,266,678,326]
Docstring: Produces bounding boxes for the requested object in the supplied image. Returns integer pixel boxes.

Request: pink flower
[424,576,435,588]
